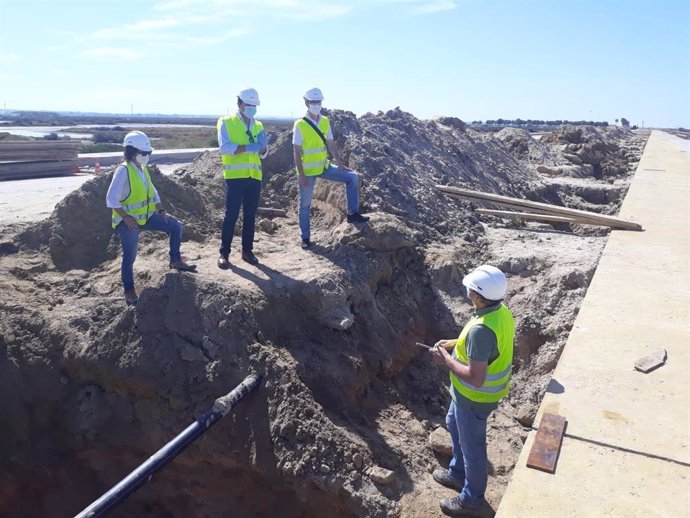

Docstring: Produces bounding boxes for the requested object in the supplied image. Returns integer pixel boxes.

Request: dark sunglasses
[245,130,255,144]
[138,150,152,156]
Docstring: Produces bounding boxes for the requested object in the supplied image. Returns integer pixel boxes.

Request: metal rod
[75,374,261,518]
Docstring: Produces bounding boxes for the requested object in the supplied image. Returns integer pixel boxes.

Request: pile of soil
[0,112,646,517]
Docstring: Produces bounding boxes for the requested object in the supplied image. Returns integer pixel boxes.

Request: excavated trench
[0,113,646,517]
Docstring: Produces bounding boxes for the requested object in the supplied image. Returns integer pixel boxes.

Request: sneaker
[440,495,483,517]
[432,469,464,491]
[124,289,138,306]
[347,212,369,223]
[170,260,197,272]
[217,254,230,270]
[241,250,259,265]
[301,239,311,250]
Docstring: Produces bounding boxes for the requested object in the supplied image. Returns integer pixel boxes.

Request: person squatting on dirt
[106,131,197,306]
[216,87,269,269]
[429,265,515,517]
[292,87,369,250]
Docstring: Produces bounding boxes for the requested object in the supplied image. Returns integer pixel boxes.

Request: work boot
[301,238,311,250]
[432,469,464,491]
[217,254,230,270]
[347,212,369,223]
[440,495,483,517]
[170,260,197,272]
[241,250,259,265]
[124,289,138,306]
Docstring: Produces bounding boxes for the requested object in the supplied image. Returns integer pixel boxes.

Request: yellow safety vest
[450,304,515,403]
[295,116,330,176]
[111,162,157,229]
[219,115,263,181]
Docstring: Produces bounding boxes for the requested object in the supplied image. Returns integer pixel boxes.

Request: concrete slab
[505,431,689,518]
[496,131,690,518]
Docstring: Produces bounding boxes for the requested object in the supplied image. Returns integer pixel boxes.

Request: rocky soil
[0,111,646,518]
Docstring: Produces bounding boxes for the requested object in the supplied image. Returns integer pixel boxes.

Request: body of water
[0,126,93,139]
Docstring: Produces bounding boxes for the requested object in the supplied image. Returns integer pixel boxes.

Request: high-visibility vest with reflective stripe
[296,116,330,176]
[111,162,157,229]
[219,115,263,181]
[450,304,515,403]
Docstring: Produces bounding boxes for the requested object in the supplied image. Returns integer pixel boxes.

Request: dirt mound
[493,125,645,183]
[171,108,543,247]
[0,112,648,517]
[538,124,644,178]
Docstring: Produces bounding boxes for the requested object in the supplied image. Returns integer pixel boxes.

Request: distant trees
[620,117,630,128]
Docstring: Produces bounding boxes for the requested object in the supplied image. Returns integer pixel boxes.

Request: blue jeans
[220,177,261,255]
[445,400,492,509]
[298,165,359,240]
[116,213,182,292]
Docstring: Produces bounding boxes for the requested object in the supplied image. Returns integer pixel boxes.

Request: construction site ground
[497,131,690,518]
[0,115,656,517]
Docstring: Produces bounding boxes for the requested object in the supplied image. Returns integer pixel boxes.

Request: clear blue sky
[1,0,689,127]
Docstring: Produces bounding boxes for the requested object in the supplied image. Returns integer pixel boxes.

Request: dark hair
[124,145,138,162]
[471,290,502,306]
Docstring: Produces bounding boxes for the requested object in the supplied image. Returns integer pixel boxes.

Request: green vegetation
[0,132,32,141]
[80,143,122,153]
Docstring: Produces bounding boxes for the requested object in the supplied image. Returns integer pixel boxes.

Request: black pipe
[75,373,261,518]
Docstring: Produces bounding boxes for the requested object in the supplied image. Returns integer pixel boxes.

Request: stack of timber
[436,185,642,231]
[0,140,81,181]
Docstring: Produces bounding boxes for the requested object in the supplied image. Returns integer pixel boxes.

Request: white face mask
[308,103,322,116]
[138,154,150,165]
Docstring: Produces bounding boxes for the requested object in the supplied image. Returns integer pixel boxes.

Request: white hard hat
[304,87,324,101]
[238,87,260,106]
[462,265,507,301]
[122,131,153,152]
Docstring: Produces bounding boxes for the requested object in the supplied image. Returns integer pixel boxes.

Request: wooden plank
[450,192,623,228]
[0,159,80,180]
[437,185,643,231]
[634,348,667,373]
[443,188,643,231]
[0,141,80,161]
[256,207,287,218]
[0,141,81,149]
[526,413,567,474]
[476,209,579,225]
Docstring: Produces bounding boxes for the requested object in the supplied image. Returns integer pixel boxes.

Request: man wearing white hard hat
[429,265,515,516]
[216,87,269,267]
[106,131,196,305]
[292,87,368,250]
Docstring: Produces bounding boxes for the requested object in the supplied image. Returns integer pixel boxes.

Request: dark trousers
[220,177,261,256]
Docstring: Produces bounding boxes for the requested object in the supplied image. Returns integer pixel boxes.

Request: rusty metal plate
[526,412,567,474]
